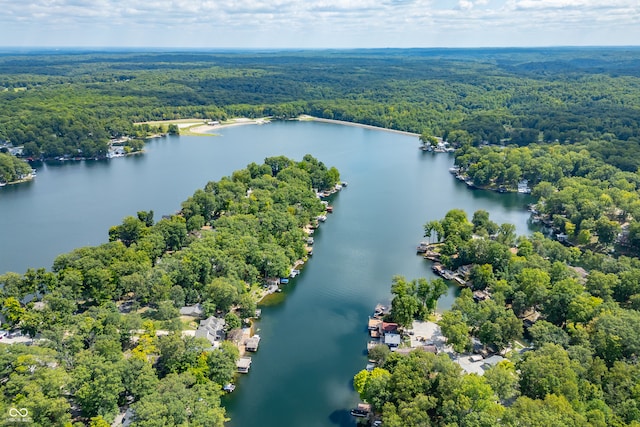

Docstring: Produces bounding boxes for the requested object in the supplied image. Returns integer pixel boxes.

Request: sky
[1,0,639,48]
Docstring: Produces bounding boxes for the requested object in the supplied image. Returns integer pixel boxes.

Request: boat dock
[237,357,252,373]
[245,335,261,352]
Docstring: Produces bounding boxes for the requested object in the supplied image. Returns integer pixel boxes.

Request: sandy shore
[299,115,420,137]
[135,116,421,138]
[186,118,271,135]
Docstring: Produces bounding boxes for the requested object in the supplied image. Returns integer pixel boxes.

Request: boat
[289,269,300,278]
[223,383,236,393]
[416,241,429,253]
[317,215,327,222]
[280,278,289,284]
[326,206,333,213]
[350,403,372,418]
[341,181,348,187]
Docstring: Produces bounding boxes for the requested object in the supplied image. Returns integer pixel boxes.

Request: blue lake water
[0,120,534,426]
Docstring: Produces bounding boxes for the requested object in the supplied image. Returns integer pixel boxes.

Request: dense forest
[0,152,32,184]
[453,142,640,256]
[1,48,640,159]
[355,209,640,426]
[0,155,338,426]
[3,48,640,426]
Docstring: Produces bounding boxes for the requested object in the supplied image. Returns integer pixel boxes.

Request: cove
[0,121,535,426]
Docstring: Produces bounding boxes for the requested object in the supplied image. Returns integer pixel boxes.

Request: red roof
[381,322,398,333]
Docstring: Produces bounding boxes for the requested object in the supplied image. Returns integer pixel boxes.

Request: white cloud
[0,0,638,47]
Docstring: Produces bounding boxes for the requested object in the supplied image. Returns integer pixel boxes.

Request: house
[237,357,252,373]
[522,310,541,329]
[194,316,226,348]
[378,321,401,348]
[473,290,491,302]
[179,303,203,317]
[380,321,398,334]
[384,333,401,348]
[482,355,505,369]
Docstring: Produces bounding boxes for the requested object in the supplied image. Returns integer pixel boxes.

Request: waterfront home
[195,316,226,348]
[380,322,398,334]
[384,333,401,348]
[517,179,531,193]
[237,357,252,373]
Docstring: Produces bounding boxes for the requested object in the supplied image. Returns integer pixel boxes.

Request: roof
[245,335,261,349]
[195,316,226,345]
[179,303,203,316]
[368,318,382,329]
[357,403,372,412]
[482,355,505,368]
[381,322,398,333]
[384,333,401,346]
[237,357,252,369]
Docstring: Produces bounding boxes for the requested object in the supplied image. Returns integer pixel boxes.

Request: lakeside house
[384,333,401,348]
[194,316,226,348]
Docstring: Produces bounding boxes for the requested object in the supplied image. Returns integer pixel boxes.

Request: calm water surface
[0,121,534,427]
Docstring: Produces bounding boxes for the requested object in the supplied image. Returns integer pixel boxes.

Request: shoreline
[298,115,420,137]
[135,118,272,136]
[136,116,421,138]
[187,118,270,135]
[0,175,34,187]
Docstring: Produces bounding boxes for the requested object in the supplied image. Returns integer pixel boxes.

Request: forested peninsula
[0,155,339,426]
[356,209,640,426]
[2,48,640,426]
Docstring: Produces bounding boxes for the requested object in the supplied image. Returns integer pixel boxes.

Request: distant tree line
[2,49,640,159]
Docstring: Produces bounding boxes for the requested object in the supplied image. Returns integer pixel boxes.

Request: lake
[0,120,534,426]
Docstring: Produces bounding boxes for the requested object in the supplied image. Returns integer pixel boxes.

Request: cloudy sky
[1,0,638,48]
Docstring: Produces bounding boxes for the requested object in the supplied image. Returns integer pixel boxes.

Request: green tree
[484,360,519,402]
[206,341,239,386]
[224,312,241,331]
[518,344,579,401]
[439,311,471,353]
